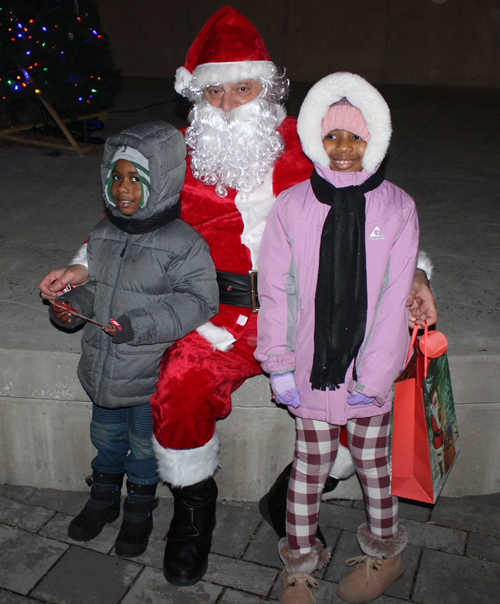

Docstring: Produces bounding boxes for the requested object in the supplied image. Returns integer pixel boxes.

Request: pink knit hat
[321,98,370,141]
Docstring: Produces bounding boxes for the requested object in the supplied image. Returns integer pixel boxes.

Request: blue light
[17,23,22,29]
[26,51,31,55]
[14,85,19,90]
[17,33,22,38]
[42,26,47,32]
[92,30,98,35]
[78,97,83,101]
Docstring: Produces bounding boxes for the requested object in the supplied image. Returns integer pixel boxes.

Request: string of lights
[0,0,120,122]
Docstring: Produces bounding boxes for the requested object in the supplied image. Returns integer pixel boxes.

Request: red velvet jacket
[180,116,312,341]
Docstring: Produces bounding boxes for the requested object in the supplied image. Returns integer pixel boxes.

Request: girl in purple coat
[255,72,419,604]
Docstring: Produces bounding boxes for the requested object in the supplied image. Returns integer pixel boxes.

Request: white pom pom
[174,66,192,96]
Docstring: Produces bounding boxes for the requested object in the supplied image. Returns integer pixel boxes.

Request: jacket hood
[297,72,391,174]
[101,121,186,220]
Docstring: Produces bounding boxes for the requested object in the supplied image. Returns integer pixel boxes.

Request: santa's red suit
[150,116,314,485]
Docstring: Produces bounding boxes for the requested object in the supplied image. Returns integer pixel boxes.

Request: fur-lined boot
[278,538,331,604]
[337,523,407,604]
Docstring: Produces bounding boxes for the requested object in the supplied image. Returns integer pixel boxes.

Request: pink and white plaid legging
[286,413,398,553]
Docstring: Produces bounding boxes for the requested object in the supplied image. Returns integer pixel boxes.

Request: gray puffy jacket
[57,121,218,408]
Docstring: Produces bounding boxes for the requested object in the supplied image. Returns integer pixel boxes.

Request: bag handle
[405,321,429,377]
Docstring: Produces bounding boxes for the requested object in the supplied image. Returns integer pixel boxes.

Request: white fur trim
[153,431,220,487]
[417,250,434,280]
[174,66,192,95]
[196,321,236,351]
[175,61,276,95]
[235,167,276,269]
[329,443,356,480]
[70,243,88,268]
[297,72,392,174]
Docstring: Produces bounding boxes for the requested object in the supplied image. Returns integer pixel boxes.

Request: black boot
[258,463,339,547]
[68,471,123,541]
[163,477,217,587]
[114,481,159,558]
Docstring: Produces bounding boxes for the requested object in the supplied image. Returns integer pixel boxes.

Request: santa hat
[175,6,277,96]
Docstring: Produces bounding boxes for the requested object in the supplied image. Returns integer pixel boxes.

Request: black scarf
[309,167,384,391]
[106,200,181,234]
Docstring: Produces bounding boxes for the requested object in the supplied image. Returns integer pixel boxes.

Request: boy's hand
[103,325,116,337]
[55,309,73,324]
[407,269,438,328]
[39,265,89,301]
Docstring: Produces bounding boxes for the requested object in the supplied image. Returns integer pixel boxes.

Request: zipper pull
[120,240,128,257]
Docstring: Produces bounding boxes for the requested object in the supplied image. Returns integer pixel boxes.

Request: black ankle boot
[68,471,124,541]
[114,481,159,558]
[163,477,217,587]
[258,463,339,547]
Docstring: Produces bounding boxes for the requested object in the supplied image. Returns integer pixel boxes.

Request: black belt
[216,270,259,313]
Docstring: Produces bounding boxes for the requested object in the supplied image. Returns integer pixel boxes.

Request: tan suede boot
[278,538,330,604]
[337,524,407,604]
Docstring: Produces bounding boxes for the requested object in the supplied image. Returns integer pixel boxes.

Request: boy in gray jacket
[50,121,218,558]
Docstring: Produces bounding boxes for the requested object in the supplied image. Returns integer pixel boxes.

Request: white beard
[185,98,286,198]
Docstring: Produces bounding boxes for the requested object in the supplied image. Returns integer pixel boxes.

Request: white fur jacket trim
[196,321,236,351]
[297,71,392,174]
[152,430,220,487]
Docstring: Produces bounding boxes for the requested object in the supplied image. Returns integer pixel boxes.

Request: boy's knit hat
[321,98,370,141]
[105,146,151,208]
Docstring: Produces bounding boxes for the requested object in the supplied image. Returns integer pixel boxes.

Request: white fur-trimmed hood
[297,72,392,174]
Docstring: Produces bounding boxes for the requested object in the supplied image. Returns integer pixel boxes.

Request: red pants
[151,315,262,451]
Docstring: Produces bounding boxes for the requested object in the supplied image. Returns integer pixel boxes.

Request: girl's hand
[270,373,301,409]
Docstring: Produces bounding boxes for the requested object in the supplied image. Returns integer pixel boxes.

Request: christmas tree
[0,0,120,123]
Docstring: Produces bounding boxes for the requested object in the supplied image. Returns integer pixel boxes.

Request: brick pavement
[0,484,498,604]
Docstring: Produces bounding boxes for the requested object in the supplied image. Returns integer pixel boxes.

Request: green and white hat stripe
[106,146,151,208]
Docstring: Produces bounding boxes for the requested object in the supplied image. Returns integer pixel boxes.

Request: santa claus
[39,6,436,588]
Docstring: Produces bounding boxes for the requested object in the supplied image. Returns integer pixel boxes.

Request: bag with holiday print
[390,323,460,504]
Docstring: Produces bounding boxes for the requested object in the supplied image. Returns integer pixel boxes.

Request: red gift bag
[390,324,460,504]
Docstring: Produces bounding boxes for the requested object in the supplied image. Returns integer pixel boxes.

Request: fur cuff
[357,523,408,559]
[278,538,331,574]
[417,250,434,281]
[152,431,220,487]
[196,321,236,351]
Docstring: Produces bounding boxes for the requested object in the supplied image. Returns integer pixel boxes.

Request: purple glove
[270,373,301,409]
[348,391,377,406]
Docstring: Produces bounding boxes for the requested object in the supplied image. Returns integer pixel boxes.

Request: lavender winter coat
[255,163,419,425]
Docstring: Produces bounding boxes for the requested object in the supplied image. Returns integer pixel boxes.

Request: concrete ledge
[1,349,499,499]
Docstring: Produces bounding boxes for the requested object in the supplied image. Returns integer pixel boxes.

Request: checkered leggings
[286,413,398,553]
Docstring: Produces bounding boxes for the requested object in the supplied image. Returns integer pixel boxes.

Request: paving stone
[430,494,500,537]
[413,548,500,604]
[404,518,467,555]
[466,532,500,564]
[204,553,279,596]
[0,484,36,503]
[121,566,223,603]
[0,525,68,594]
[212,500,262,558]
[319,503,367,532]
[31,546,142,604]
[0,588,38,603]
[243,520,282,568]
[28,487,90,516]
[39,511,117,554]
[0,494,55,532]
[218,587,272,603]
